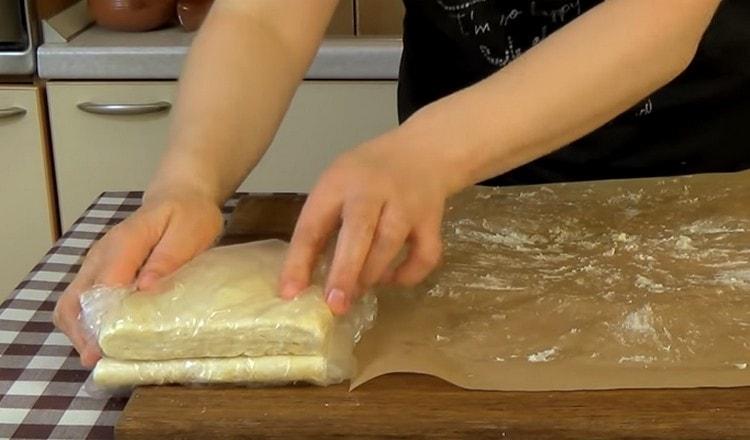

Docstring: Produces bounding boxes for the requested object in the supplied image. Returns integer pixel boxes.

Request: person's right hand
[53,191,224,368]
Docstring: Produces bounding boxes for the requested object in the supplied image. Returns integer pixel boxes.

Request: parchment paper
[352,171,750,390]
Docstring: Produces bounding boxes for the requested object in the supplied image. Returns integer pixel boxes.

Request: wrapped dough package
[80,240,376,389]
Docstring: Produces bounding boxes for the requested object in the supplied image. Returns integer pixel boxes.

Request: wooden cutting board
[116,194,750,440]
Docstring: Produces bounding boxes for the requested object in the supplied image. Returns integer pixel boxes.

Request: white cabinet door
[242,81,398,193]
[48,81,398,230]
[47,82,176,230]
[0,86,56,300]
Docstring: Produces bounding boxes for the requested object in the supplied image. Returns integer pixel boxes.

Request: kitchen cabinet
[0,86,56,300]
[48,80,398,229]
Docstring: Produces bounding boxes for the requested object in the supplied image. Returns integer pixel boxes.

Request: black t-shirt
[398,0,750,185]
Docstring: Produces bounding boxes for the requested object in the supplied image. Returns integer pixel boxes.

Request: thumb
[136,214,220,291]
[79,342,102,369]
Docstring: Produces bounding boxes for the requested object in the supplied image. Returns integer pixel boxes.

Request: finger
[62,254,114,368]
[54,286,99,367]
[94,221,164,288]
[136,210,222,291]
[359,205,409,287]
[53,245,102,366]
[280,191,341,299]
[53,292,88,353]
[379,266,396,285]
[325,199,383,315]
[392,221,443,287]
[56,216,160,367]
[79,343,102,369]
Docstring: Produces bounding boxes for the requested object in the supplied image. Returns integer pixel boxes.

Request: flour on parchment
[408,177,750,371]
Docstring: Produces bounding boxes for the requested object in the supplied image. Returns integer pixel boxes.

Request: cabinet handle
[77,101,172,116]
[0,107,27,119]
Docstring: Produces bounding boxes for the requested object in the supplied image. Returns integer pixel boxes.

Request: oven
[0,0,35,75]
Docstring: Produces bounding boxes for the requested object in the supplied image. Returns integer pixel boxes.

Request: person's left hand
[278,131,454,314]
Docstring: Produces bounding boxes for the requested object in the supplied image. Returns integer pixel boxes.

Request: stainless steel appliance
[0,0,35,75]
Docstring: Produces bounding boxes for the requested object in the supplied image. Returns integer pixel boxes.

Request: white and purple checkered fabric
[0,192,240,439]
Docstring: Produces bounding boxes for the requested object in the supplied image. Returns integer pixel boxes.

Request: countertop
[37,25,403,80]
[5,191,750,439]
[117,192,750,440]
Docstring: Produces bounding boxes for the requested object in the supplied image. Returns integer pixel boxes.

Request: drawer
[48,81,398,229]
[0,86,56,300]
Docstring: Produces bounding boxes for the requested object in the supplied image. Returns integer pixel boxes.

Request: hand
[53,191,224,367]
[279,133,451,315]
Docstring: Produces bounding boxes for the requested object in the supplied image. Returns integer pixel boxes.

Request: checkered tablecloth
[0,192,241,440]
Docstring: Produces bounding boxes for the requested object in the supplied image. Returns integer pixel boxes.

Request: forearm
[147,1,336,204]
[392,0,721,193]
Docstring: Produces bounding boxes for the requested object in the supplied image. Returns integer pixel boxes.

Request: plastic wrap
[80,240,376,389]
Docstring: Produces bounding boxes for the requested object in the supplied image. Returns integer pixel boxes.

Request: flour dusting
[618,355,656,364]
[715,270,750,289]
[421,176,750,373]
[622,305,655,334]
[634,275,665,293]
[528,347,559,363]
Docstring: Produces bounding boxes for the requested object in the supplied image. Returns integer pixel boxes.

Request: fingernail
[280,282,301,300]
[137,271,159,291]
[381,268,396,284]
[326,288,349,314]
